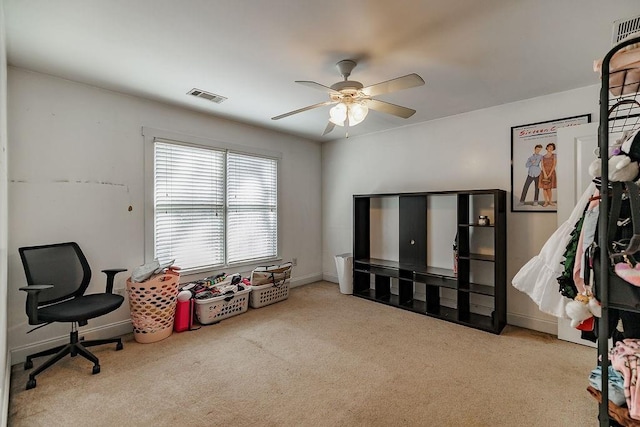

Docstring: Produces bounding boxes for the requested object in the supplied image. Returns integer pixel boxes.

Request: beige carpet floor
[9,281,598,426]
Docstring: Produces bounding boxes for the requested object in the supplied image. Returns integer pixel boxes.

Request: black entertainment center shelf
[461,283,495,297]
[353,189,506,334]
[429,307,496,332]
[354,288,428,314]
[355,258,456,277]
[354,258,496,297]
[460,253,495,262]
[354,189,504,198]
[353,288,495,331]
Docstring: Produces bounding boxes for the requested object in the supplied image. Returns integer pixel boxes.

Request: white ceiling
[4,1,640,142]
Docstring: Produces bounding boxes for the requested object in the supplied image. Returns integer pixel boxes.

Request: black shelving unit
[597,35,640,427]
[352,189,507,334]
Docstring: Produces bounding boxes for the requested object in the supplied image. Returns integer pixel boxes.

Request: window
[226,152,277,264]
[144,128,279,273]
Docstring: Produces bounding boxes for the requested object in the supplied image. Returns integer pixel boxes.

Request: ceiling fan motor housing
[330,80,364,92]
[336,59,357,79]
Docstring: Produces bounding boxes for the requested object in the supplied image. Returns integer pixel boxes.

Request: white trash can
[334,253,353,294]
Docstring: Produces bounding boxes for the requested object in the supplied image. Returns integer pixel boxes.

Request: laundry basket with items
[249,262,293,308]
[178,273,252,326]
[127,259,181,343]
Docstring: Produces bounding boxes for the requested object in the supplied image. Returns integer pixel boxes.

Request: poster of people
[511,114,591,212]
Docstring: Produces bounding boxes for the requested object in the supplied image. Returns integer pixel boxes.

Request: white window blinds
[154,141,225,270]
[153,140,278,271]
[227,152,278,263]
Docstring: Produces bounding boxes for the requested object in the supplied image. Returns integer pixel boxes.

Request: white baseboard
[322,273,338,283]
[10,320,133,365]
[507,312,557,335]
[291,272,323,287]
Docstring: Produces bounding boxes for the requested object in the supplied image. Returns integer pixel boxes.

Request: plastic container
[250,263,292,308]
[194,287,251,324]
[174,298,194,332]
[250,281,290,308]
[126,273,179,343]
[334,253,353,294]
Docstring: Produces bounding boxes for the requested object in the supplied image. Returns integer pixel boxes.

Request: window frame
[143,127,282,276]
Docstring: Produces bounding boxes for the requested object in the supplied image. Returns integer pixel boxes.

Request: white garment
[511,182,597,318]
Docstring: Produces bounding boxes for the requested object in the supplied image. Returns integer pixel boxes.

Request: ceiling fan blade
[363,99,416,119]
[361,73,425,97]
[271,101,335,120]
[296,81,342,96]
[322,122,336,136]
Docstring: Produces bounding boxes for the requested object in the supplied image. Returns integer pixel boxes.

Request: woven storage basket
[126,273,179,343]
[249,262,292,308]
[194,286,251,324]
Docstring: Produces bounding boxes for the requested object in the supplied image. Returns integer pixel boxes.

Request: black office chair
[18,242,127,390]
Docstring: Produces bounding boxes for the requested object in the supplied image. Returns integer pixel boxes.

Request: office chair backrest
[19,242,92,306]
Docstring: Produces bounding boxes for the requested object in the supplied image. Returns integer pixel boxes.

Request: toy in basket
[249,262,292,308]
[194,276,251,325]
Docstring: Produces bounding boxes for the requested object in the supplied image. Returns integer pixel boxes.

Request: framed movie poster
[511,114,591,213]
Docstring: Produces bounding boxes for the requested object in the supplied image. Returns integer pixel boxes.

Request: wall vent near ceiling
[612,15,640,45]
[187,88,227,104]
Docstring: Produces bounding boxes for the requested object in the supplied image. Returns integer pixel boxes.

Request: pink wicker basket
[126,273,179,343]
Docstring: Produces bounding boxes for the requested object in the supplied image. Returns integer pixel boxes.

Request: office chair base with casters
[24,323,124,390]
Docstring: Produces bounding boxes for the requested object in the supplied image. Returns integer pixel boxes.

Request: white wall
[322,85,600,334]
[0,2,10,424]
[7,67,322,360]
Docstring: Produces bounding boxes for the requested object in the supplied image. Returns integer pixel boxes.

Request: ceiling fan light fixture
[348,102,369,126]
[329,102,348,126]
[329,101,369,127]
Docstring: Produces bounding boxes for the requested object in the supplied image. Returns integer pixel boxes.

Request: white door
[556,122,599,346]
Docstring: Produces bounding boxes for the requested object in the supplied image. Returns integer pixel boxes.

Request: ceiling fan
[271,59,425,136]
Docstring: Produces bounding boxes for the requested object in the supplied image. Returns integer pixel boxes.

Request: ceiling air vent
[612,14,640,45]
[187,88,227,104]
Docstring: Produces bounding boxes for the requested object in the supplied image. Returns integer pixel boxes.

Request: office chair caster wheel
[92,365,100,375]
[116,342,123,351]
[24,359,33,370]
[26,378,36,390]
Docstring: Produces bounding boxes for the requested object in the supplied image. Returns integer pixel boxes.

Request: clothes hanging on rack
[512,182,596,318]
[573,195,600,293]
[557,213,587,301]
[591,31,640,427]
[558,192,600,300]
[557,192,603,330]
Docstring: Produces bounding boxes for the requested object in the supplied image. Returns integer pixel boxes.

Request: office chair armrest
[101,269,127,293]
[18,285,54,292]
[19,285,53,324]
